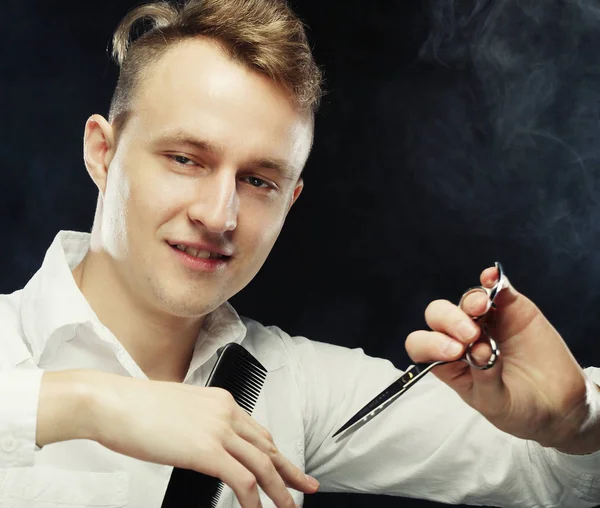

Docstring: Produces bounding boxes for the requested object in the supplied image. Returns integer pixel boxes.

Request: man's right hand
[38,370,319,508]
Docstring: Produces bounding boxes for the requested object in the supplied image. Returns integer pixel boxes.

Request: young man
[1,0,599,507]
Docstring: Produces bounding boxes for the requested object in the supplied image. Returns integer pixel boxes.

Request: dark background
[2,0,600,506]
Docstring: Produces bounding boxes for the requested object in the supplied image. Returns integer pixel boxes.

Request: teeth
[175,244,224,260]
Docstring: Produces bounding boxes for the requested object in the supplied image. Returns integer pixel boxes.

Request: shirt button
[1,436,17,453]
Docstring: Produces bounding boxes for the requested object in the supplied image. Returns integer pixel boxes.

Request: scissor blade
[331,363,435,439]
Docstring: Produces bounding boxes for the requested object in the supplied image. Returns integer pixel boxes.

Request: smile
[173,244,226,260]
[167,241,232,273]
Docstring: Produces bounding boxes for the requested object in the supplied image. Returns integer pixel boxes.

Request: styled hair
[108,0,323,134]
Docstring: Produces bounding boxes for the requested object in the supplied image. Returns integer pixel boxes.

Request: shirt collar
[186,300,247,378]
[20,230,248,374]
[21,231,97,361]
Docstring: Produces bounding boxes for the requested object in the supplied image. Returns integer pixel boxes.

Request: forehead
[127,38,312,169]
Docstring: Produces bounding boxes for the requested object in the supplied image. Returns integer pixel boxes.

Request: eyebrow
[154,132,224,157]
[154,131,299,182]
[246,157,298,182]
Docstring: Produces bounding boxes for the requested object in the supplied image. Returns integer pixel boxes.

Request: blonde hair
[108,0,323,134]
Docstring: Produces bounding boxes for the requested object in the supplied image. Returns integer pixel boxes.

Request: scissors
[332,262,508,439]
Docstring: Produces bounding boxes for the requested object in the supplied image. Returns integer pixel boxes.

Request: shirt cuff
[0,367,44,466]
[581,368,600,432]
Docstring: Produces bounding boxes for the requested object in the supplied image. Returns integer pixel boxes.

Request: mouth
[167,242,232,261]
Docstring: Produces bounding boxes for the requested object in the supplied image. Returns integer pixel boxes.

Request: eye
[172,155,196,166]
[243,176,271,189]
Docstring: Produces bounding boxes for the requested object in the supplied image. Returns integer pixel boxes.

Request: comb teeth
[221,359,266,413]
[211,482,225,508]
[206,344,267,505]
[161,343,268,508]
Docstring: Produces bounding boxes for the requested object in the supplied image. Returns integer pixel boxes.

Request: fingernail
[457,321,478,341]
[306,474,320,489]
[443,339,463,358]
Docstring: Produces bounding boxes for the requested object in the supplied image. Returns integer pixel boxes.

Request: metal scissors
[332,262,508,439]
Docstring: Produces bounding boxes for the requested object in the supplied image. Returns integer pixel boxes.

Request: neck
[72,249,205,383]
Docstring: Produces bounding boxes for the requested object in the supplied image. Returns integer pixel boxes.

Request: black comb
[161,343,268,508]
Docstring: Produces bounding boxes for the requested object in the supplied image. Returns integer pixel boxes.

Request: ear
[287,177,304,212]
[83,114,116,195]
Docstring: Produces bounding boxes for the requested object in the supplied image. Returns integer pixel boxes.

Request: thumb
[429,337,507,414]
[488,275,540,343]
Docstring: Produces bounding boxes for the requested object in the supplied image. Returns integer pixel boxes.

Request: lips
[167,241,233,260]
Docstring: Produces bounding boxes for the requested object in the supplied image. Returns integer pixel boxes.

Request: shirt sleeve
[537,367,600,506]
[280,332,600,507]
[0,295,45,467]
[0,367,43,467]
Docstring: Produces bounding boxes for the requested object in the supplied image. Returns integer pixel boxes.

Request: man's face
[95,39,311,318]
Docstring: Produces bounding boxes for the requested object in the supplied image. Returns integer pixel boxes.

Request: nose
[188,171,239,233]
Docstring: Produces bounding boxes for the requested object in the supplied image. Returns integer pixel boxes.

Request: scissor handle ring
[458,262,506,319]
[464,335,499,370]
[458,286,494,320]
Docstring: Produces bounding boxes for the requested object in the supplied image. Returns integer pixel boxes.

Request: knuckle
[253,453,275,483]
[213,387,236,404]
[280,495,295,508]
[266,442,279,458]
[212,424,234,444]
[260,427,274,442]
[290,463,305,484]
[240,472,258,492]
[212,389,239,419]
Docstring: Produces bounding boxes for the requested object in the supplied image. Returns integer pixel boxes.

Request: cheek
[241,203,287,253]
[101,167,132,254]
[104,163,129,212]
[102,166,170,261]
[243,186,301,247]
[127,160,189,223]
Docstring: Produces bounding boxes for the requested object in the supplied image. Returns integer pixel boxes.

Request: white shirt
[1,230,600,508]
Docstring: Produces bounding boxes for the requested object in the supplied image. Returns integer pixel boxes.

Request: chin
[165,300,216,319]
[149,289,215,319]
[148,276,230,318]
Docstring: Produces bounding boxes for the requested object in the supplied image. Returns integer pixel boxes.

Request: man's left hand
[405,265,600,455]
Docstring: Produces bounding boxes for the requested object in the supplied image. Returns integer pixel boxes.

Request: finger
[404,329,476,398]
[459,288,490,318]
[214,452,263,508]
[406,329,497,371]
[478,265,538,338]
[234,413,318,493]
[480,265,499,287]
[226,434,296,508]
[479,265,518,308]
[406,330,466,362]
[406,330,508,412]
[424,299,481,345]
